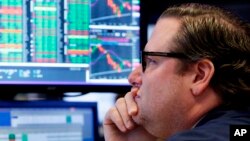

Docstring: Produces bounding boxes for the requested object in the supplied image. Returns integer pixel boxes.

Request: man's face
[132,18,192,138]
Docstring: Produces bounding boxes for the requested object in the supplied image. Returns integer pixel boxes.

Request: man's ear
[190,59,214,96]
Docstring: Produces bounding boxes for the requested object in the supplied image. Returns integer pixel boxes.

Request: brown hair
[160,3,250,107]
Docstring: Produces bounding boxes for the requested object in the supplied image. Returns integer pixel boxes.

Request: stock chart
[0,0,140,84]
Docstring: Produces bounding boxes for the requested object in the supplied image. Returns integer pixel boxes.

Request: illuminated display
[0,101,98,141]
[0,0,141,86]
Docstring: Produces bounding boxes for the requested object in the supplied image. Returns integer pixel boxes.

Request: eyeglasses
[141,51,188,72]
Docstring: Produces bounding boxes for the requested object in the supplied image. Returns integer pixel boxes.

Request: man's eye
[145,57,157,66]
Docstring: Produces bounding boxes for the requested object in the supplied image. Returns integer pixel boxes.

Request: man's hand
[103,88,156,141]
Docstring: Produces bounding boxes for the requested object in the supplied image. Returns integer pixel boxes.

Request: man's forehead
[145,18,181,51]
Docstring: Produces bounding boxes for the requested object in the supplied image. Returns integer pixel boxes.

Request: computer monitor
[0,101,99,141]
[0,0,146,95]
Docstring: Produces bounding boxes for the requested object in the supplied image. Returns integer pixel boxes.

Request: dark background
[143,0,250,24]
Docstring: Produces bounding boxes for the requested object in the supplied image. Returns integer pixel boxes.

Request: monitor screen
[0,101,99,141]
[0,0,144,94]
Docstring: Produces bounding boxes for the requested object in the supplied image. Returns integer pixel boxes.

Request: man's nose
[128,65,142,87]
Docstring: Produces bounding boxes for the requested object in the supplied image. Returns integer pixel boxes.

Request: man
[103,3,250,141]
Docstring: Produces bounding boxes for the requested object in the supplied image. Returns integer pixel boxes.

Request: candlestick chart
[90,37,133,79]
[91,0,133,24]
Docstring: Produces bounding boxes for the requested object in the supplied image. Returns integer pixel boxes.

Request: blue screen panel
[0,101,99,141]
